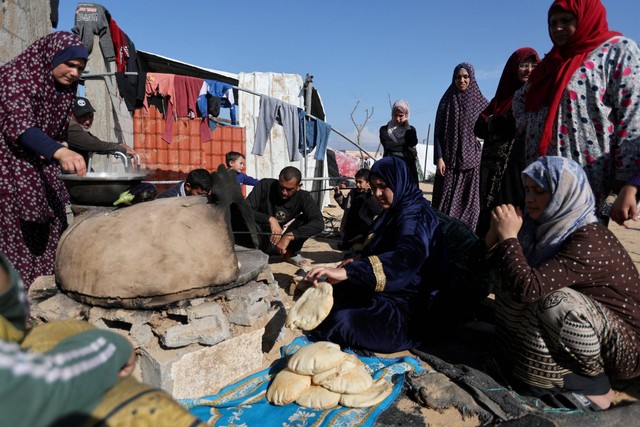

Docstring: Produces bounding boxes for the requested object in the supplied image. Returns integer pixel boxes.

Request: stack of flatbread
[266,341,393,409]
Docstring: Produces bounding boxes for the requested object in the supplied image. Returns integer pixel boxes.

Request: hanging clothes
[196,79,238,143]
[145,73,176,143]
[114,32,146,112]
[108,18,128,73]
[72,3,115,61]
[298,109,331,161]
[196,80,237,124]
[253,95,301,162]
[174,75,204,118]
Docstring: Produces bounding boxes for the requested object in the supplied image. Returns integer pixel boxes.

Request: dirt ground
[263,182,640,425]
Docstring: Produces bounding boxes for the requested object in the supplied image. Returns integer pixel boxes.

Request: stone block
[130,323,155,348]
[138,342,197,392]
[28,275,59,301]
[170,328,265,399]
[138,328,264,399]
[31,293,90,322]
[160,314,231,348]
[224,281,272,326]
[255,265,276,284]
[88,306,154,326]
[185,300,225,322]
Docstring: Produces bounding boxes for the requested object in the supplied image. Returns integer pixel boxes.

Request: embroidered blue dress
[311,157,448,353]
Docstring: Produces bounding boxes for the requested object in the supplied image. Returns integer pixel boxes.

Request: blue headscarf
[368,157,435,238]
[519,156,599,266]
[51,45,88,68]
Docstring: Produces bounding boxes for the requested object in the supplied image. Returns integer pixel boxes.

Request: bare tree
[350,100,374,162]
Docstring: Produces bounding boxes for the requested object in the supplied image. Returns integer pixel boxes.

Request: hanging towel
[299,109,332,161]
[253,95,301,161]
[145,73,176,143]
[174,75,204,118]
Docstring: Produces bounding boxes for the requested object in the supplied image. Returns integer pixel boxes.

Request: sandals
[284,253,311,268]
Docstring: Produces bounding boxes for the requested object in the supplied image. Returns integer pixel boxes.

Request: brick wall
[133,106,246,186]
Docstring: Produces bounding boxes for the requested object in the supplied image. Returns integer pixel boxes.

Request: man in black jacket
[247,166,324,266]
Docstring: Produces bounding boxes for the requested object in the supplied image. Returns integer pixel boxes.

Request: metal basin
[58,172,148,206]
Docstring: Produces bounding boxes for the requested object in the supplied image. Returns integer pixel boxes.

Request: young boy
[156,168,213,198]
[333,168,383,251]
[226,151,259,186]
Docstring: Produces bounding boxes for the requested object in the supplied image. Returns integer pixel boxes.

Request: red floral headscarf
[525,0,621,156]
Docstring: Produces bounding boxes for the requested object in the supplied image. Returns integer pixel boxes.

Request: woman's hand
[305,266,347,285]
[610,184,638,225]
[54,147,86,176]
[490,204,523,241]
[437,158,446,177]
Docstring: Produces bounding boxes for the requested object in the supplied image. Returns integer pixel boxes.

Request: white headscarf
[518,156,599,266]
[386,99,411,143]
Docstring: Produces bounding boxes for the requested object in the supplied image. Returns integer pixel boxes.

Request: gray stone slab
[224,281,272,326]
[160,313,231,348]
[31,293,90,322]
[170,328,265,399]
[28,274,59,301]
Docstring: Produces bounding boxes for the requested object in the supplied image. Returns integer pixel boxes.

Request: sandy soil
[263,182,640,425]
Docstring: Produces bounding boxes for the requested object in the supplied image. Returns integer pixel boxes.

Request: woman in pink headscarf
[379,99,419,183]
[512,0,640,223]
[0,32,88,287]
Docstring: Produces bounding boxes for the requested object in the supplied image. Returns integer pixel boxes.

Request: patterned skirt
[494,287,635,393]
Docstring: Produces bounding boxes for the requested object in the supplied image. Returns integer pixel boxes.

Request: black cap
[73,97,96,117]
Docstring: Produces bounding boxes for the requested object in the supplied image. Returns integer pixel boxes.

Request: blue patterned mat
[179,336,424,426]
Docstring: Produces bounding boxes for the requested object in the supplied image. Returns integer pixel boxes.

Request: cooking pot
[58,172,148,206]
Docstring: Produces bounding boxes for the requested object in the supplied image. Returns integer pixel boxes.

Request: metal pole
[303,74,313,178]
[423,123,431,179]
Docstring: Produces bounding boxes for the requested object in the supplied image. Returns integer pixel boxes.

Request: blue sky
[57,1,640,153]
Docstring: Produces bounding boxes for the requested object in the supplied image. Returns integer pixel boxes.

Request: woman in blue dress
[305,157,451,353]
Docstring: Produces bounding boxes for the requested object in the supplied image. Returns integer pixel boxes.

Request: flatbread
[287,341,347,375]
[266,368,311,405]
[285,281,333,331]
[313,354,373,394]
[339,378,393,408]
[295,385,341,409]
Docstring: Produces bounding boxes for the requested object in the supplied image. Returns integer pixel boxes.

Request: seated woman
[305,157,450,353]
[486,156,640,410]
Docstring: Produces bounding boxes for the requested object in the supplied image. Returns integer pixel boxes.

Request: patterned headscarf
[0,31,87,224]
[479,47,539,120]
[434,62,488,169]
[0,31,88,147]
[519,156,599,266]
[385,99,411,144]
[524,0,621,156]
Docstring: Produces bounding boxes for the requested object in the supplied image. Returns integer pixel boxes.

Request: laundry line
[81,71,139,78]
[232,85,376,161]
